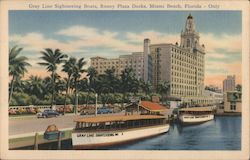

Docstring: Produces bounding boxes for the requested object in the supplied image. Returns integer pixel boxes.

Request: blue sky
[9,10,242,87]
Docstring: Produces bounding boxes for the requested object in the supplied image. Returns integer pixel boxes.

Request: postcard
[0,0,249,160]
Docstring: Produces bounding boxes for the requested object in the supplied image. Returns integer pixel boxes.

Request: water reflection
[108,116,241,150]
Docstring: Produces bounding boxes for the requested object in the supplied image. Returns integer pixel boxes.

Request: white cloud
[56,25,140,52]
[126,31,179,45]
[200,33,241,53]
[57,25,99,38]
[10,32,85,53]
[206,53,226,59]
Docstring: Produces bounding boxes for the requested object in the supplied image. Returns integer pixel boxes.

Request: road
[9,115,79,136]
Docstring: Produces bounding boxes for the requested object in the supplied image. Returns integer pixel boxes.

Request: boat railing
[74,119,167,132]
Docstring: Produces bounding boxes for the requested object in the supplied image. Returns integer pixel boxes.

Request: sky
[9,11,242,88]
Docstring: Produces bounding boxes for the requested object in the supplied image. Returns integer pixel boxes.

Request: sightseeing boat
[178,106,215,124]
[72,114,169,149]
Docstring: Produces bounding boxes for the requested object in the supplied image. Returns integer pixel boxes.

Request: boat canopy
[179,107,214,112]
[74,115,166,123]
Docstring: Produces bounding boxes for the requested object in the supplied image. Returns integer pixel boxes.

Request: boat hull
[72,124,169,149]
[179,114,214,124]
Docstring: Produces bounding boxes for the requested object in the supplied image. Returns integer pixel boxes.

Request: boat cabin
[74,115,167,132]
[179,107,214,115]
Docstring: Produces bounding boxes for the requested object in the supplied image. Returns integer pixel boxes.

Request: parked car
[37,110,60,118]
[80,109,95,115]
[97,107,112,114]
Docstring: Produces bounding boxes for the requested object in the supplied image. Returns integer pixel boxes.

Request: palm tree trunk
[122,93,125,108]
[9,76,15,103]
[74,78,78,114]
[63,77,70,115]
[85,89,89,107]
[51,72,55,108]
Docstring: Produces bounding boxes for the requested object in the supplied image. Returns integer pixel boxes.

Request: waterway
[24,116,241,150]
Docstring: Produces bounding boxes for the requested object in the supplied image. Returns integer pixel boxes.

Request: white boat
[72,114,169,149]
[178,107,215,124]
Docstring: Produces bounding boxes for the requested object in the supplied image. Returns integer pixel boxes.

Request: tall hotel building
[148,14,206,103]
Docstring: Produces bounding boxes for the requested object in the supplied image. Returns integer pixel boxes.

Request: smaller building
[224,91,241,113]
[90,52,151,81]
[125,100,168,115]
[204,90,223,105]
[223,75,236,93]
[139,101,168,115]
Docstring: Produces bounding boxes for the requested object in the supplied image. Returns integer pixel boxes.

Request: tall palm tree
[120,68,138,106]
[87,67,98,89]
[157,81,170,104]
[86,67,98,107]
[72,57,86,114]
[103,68,117,93]
[9,46,31,102]
[38,48,67,107]
[98,69,117,106]
[62,57,76,114]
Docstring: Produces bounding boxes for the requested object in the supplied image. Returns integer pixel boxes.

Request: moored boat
[72,114,169,149]
[178,106,215,124]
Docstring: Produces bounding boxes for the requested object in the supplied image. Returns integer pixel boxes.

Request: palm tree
[72,57,86,114]
[9,46,31,102]
[103,68,117,93]
[27,75,44,99]
[87,67,98,89]
[235,84,242,92]
[38,48,67,107]
[62,57,76,114]
[98,69,117,106]
[157,81,170,104]
[86,67,98,106]
[140,80,153,95]
[120,68,138,106]
[12,77,27,93]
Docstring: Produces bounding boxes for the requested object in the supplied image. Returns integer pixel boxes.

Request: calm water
[107,116,241,150]
[30,116,241,150]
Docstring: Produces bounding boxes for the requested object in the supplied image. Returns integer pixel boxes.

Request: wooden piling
[57,131,62,150]
[34,132,39,150]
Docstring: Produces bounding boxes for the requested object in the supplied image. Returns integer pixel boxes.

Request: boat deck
[74,114,166,123]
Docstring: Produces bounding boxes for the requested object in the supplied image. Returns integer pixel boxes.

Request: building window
[187,39,190,47]
[230,102,236,110]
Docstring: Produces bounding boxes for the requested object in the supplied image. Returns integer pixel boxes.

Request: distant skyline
[9,11,242,87]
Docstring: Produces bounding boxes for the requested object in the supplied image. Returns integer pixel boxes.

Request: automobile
[80,109,95,115]
[37,110,60,118]
[97,107,112,114]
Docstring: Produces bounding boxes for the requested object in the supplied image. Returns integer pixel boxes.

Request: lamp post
[75,93,78,114]
[95,93,98,116]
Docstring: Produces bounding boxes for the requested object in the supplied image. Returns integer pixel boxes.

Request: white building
[149,14,206,104]
[90,52,146,80]
[204,90,223,105]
